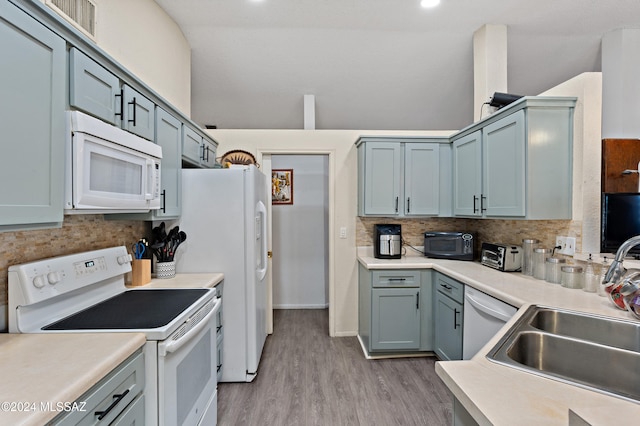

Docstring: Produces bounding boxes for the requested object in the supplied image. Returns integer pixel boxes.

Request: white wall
[540,72,603,253]
[602,28,640,138]
[209,129,454,336]
[272,155,329,308]
[94,0,191,115]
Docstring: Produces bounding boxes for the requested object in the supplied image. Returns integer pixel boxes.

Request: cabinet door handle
[416,292,420,310]
[407,197,411,213]
[473,195,478,213]
[200,144,206,161]
[128,97,137,125]
[161,189,166,213]
[95,389,130,420]
[481,194,487,212]
[454,308,461,329]
[395,197,399,213]
[114,88,124,119]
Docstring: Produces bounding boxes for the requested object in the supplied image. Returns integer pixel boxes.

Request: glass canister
[544,257,566,284]
[532,248,552,280]
[561,265,583,289]
[582,254,600,293]
[597,256,610,297]
[522,239,539,276]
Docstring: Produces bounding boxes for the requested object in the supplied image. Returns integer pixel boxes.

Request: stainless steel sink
[528,307,640,352]
[487,305,640,403]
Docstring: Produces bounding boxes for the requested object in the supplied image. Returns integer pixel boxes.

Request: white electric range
[8,246,220,426]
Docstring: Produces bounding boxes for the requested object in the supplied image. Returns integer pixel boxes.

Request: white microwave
[65,111,162,213]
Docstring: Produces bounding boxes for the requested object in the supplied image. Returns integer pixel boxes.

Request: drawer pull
[388,278,407,282]
[440,283,453,290]
[95,388,130,420]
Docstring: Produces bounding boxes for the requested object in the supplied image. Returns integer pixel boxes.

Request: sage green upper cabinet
[404,143,440,216]
[201,139,217,168]
[69,48,155,141]
[69,47,119,123]
[0,1,65,230]
[182,125,218,168]
[452,131,482,216]
[356,137,449,217]
[182,126,204,166]
[154,107,182,218]
[121,84,155,141]
[451,97,576,219]
[483,110,526,216]
[359,142,401,215]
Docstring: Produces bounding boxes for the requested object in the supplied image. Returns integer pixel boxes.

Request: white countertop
[127,272,224,289]
[0,333,146,426]
[357,247,640,425]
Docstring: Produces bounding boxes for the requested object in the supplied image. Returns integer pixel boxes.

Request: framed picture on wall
[272,169,293,205]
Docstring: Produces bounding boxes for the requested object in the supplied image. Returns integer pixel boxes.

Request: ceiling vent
[46,0,97,41]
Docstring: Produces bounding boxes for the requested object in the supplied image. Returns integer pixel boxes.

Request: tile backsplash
[0,215,148,306]
[357,217,583,256]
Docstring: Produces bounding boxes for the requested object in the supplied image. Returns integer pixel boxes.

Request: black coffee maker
[374,224,402,259]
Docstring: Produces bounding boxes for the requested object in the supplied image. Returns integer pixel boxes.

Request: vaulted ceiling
[155,0,640,130]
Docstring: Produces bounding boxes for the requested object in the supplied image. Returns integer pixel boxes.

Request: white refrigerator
[174,165,268,382]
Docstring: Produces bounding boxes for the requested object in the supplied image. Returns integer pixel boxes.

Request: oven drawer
[52,349,145,425]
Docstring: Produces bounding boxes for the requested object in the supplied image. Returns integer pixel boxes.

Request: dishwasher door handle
[465,293,513,322]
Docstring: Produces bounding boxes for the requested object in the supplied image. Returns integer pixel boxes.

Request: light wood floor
[217,309,453,425]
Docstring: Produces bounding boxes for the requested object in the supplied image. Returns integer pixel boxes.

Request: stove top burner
[43,289,209,330]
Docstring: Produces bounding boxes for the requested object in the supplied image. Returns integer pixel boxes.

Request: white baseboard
[273,303,329,309]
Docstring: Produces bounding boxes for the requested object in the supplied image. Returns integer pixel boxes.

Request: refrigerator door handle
[256,200,268,281]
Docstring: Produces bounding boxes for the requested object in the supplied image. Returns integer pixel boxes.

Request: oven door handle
[158,299,220,357]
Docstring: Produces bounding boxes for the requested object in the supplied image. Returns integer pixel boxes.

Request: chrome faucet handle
[603,259,625,285]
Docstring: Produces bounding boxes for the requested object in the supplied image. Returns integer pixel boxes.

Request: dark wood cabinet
[602,139,640,192]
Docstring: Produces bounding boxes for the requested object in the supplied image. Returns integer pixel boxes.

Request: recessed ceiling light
[420,0,440,8]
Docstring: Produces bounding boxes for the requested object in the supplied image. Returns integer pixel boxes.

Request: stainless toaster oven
[481,242,523,272]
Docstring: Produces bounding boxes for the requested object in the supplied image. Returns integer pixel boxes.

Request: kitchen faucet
[603,235,640,285]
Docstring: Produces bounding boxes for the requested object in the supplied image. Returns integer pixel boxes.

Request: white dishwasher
[462,287,517,360]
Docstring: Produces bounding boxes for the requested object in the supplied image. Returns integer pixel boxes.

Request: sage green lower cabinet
[434,272,464,361]
[52,350,145,425]
[372,287,421,350]
[0,0,66,231]
[358,266,434,355]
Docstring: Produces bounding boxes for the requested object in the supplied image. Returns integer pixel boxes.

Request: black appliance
[601,192,640,256]
[374,224,402,259]
[489,92,523,109]
[423,231,474,261]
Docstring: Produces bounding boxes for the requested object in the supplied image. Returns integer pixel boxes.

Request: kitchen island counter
[357,247,640,425]
[0,332,145,426]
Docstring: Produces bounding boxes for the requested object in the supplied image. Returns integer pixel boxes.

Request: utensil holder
[131,259,151,286]
[156,261,176,279]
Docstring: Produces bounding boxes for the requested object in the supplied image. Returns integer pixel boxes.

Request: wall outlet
[555,236,576,256]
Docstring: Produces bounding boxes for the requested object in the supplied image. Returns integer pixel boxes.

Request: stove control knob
[33,275,46,288]
[47,271,62,285]
[117,254,131,265]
